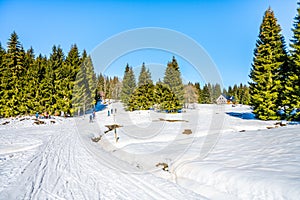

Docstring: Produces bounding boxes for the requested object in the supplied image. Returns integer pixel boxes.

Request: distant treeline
[117,57,249,112]
[0,32,96,117]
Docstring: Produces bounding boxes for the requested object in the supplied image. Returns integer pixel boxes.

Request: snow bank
[174,126,300,199]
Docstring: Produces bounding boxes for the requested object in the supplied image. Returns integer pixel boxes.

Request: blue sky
[0,0,298,88]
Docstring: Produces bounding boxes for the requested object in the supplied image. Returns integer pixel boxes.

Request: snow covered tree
[121,64,136,105]
[163,56,184,104]
[284,2,300,120]
[249,8,288,120]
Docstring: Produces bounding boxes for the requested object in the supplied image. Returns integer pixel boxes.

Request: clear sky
[0,0,298,88]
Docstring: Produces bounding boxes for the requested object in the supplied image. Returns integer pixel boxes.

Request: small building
[216,94,235,104]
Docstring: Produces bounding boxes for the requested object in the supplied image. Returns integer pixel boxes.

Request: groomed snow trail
[0,118,203,199]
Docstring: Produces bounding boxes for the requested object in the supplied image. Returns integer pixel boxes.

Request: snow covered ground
[0,116,202,199]
[0,103,299,199]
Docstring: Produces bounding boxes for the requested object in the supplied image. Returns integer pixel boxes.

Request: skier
[35,112,39,119]
[89,114,93,123]
[92,110,96,120]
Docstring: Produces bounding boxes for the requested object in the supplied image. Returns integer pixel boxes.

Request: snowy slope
[0,116,204,199]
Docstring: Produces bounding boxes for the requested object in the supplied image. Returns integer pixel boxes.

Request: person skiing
[35,112,39,119]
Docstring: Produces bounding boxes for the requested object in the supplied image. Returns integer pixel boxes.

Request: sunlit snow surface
[0,103,299,199]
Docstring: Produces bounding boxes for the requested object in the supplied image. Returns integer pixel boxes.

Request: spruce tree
[128,83,155,111]
[242,84,251,105]
[154,83,181,112]
[285,2,300,120]
[2,32,26,117]
[64,44,81,115]
[249,8,288,120]
[201,84,212,104]
[211,83,221,103]
[120,64,136,106]
[23,47,38,114]
[163,56,184,104]
[82,51,97,106]
[35,54,47,112]
[222,88,227,96]
[49,45,66,115]
[41,47,56,114]
[72,57,89,115]
[138,62,153,87]
[0,43,6,116]
[96,73,105,100]
[194,82,202,103]
[227,86,233,97]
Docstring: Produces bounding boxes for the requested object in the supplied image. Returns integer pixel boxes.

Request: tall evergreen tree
[222,88,228,96]
[154,83,181,112]
[241,84,251,105]
[201,84,211,104]
[284,2,300,120]
[128,83,155,111]
[72,57,89,115]
[1,32,26,117]
[48,45,65,114]
[163,56,184,104]
[0,43,6,116]
[64,44,81,115]
[96,73,105,100]
[35,54,47,112]
[23,47,38,114]
[249,8,288,120]
[82,51,97,105]
[194,82,202,103]
[120,64,136,106]
[211,83,221,103]
[138,62,153,87]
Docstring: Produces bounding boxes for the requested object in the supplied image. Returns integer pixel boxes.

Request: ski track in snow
[1,103,300,199]
[0,117,203,199]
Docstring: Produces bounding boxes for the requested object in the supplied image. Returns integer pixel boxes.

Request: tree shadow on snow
[226,112,256,120]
